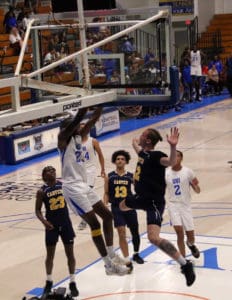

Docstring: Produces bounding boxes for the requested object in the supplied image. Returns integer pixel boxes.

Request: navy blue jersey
[41,181,71,226]
[134,150,167,199]
[108,171,133,207]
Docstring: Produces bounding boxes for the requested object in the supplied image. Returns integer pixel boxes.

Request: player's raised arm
[160,127,179,167]
[58,107,88,150]
[80,107,103,138]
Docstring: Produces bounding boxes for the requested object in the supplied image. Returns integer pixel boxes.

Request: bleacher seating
[200,13,232,62]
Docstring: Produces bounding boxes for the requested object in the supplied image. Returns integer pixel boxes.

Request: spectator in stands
[4,10,17,33]
[43,47,62,81]
[208,55,223,92]
[108,70,121,85]
[44,47,58,66]
[120,36,135,56]
[22,11,31,33]
[225,51,232,97]
[148,63,158,83]
[3,6,16,33]
[207,64,220,95]
[144,48,155,67]
[9,26,23,55]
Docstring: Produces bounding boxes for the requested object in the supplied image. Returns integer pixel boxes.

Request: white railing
[0,6,170,128]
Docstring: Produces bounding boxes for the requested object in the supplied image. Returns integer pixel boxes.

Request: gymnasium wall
[215,0,232,14]
[196,0,215,33]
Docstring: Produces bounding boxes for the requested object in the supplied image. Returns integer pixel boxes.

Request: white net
[119,105,142,117]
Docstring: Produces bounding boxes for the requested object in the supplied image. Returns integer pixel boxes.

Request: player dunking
[58,107,129,276]
[78,122,106,230]
[120,127,196,286]
[35,166,79,298]
[104,150,144,271]
[165,150,200,258]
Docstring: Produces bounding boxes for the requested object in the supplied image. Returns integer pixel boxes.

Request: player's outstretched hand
[166,127,179,146]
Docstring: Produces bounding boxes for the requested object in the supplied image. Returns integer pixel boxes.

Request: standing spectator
[190,44,205,101]
[208,55,223,92]
[165,150,201,258]
[35,166,79,298]
[225,51,232,96]
[9,27,23,55]
[207,64,220,95]
[104,150,144,270]
[181,59,193,102]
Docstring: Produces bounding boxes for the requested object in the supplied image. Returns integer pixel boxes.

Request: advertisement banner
[13,127,59,161]
[159,0,194,15]
[94,109,120,137]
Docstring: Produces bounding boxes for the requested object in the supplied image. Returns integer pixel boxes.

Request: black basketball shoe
[181,260,196,286]
[42,280,53,298]
[187,243,200,258]
[69,281,79,297]
[132,253,144,264]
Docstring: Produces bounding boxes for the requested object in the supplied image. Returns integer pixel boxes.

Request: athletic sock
[102,255,111,267]
[47,274,52,281]
[70,274,75,282]
[106,246,115,259]
[177,255,187,266]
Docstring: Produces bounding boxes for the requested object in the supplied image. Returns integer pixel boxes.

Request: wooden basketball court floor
[0,96,232,300]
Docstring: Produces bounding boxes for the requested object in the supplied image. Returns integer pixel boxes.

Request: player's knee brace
[91,228,102,237]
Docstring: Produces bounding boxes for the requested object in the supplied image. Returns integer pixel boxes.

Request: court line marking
[81,290,209,300]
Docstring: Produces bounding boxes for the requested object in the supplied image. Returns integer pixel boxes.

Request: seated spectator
[207,64,220,95]
[9,27,23,55]
[44,47,62,81]
[3,6,16,33]
[5,10,17,33]
[144,48,155,67]
[148,63,158,83]
[108,70,121,85]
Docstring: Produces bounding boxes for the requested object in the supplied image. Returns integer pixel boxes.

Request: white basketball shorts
[62,181,100,216]
[168,202,194,231]
[191,66,202,77]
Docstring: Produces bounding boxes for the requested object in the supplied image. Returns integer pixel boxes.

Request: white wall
[197,0,215,33]
[116,0,159,9]
[215,0,232,14]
